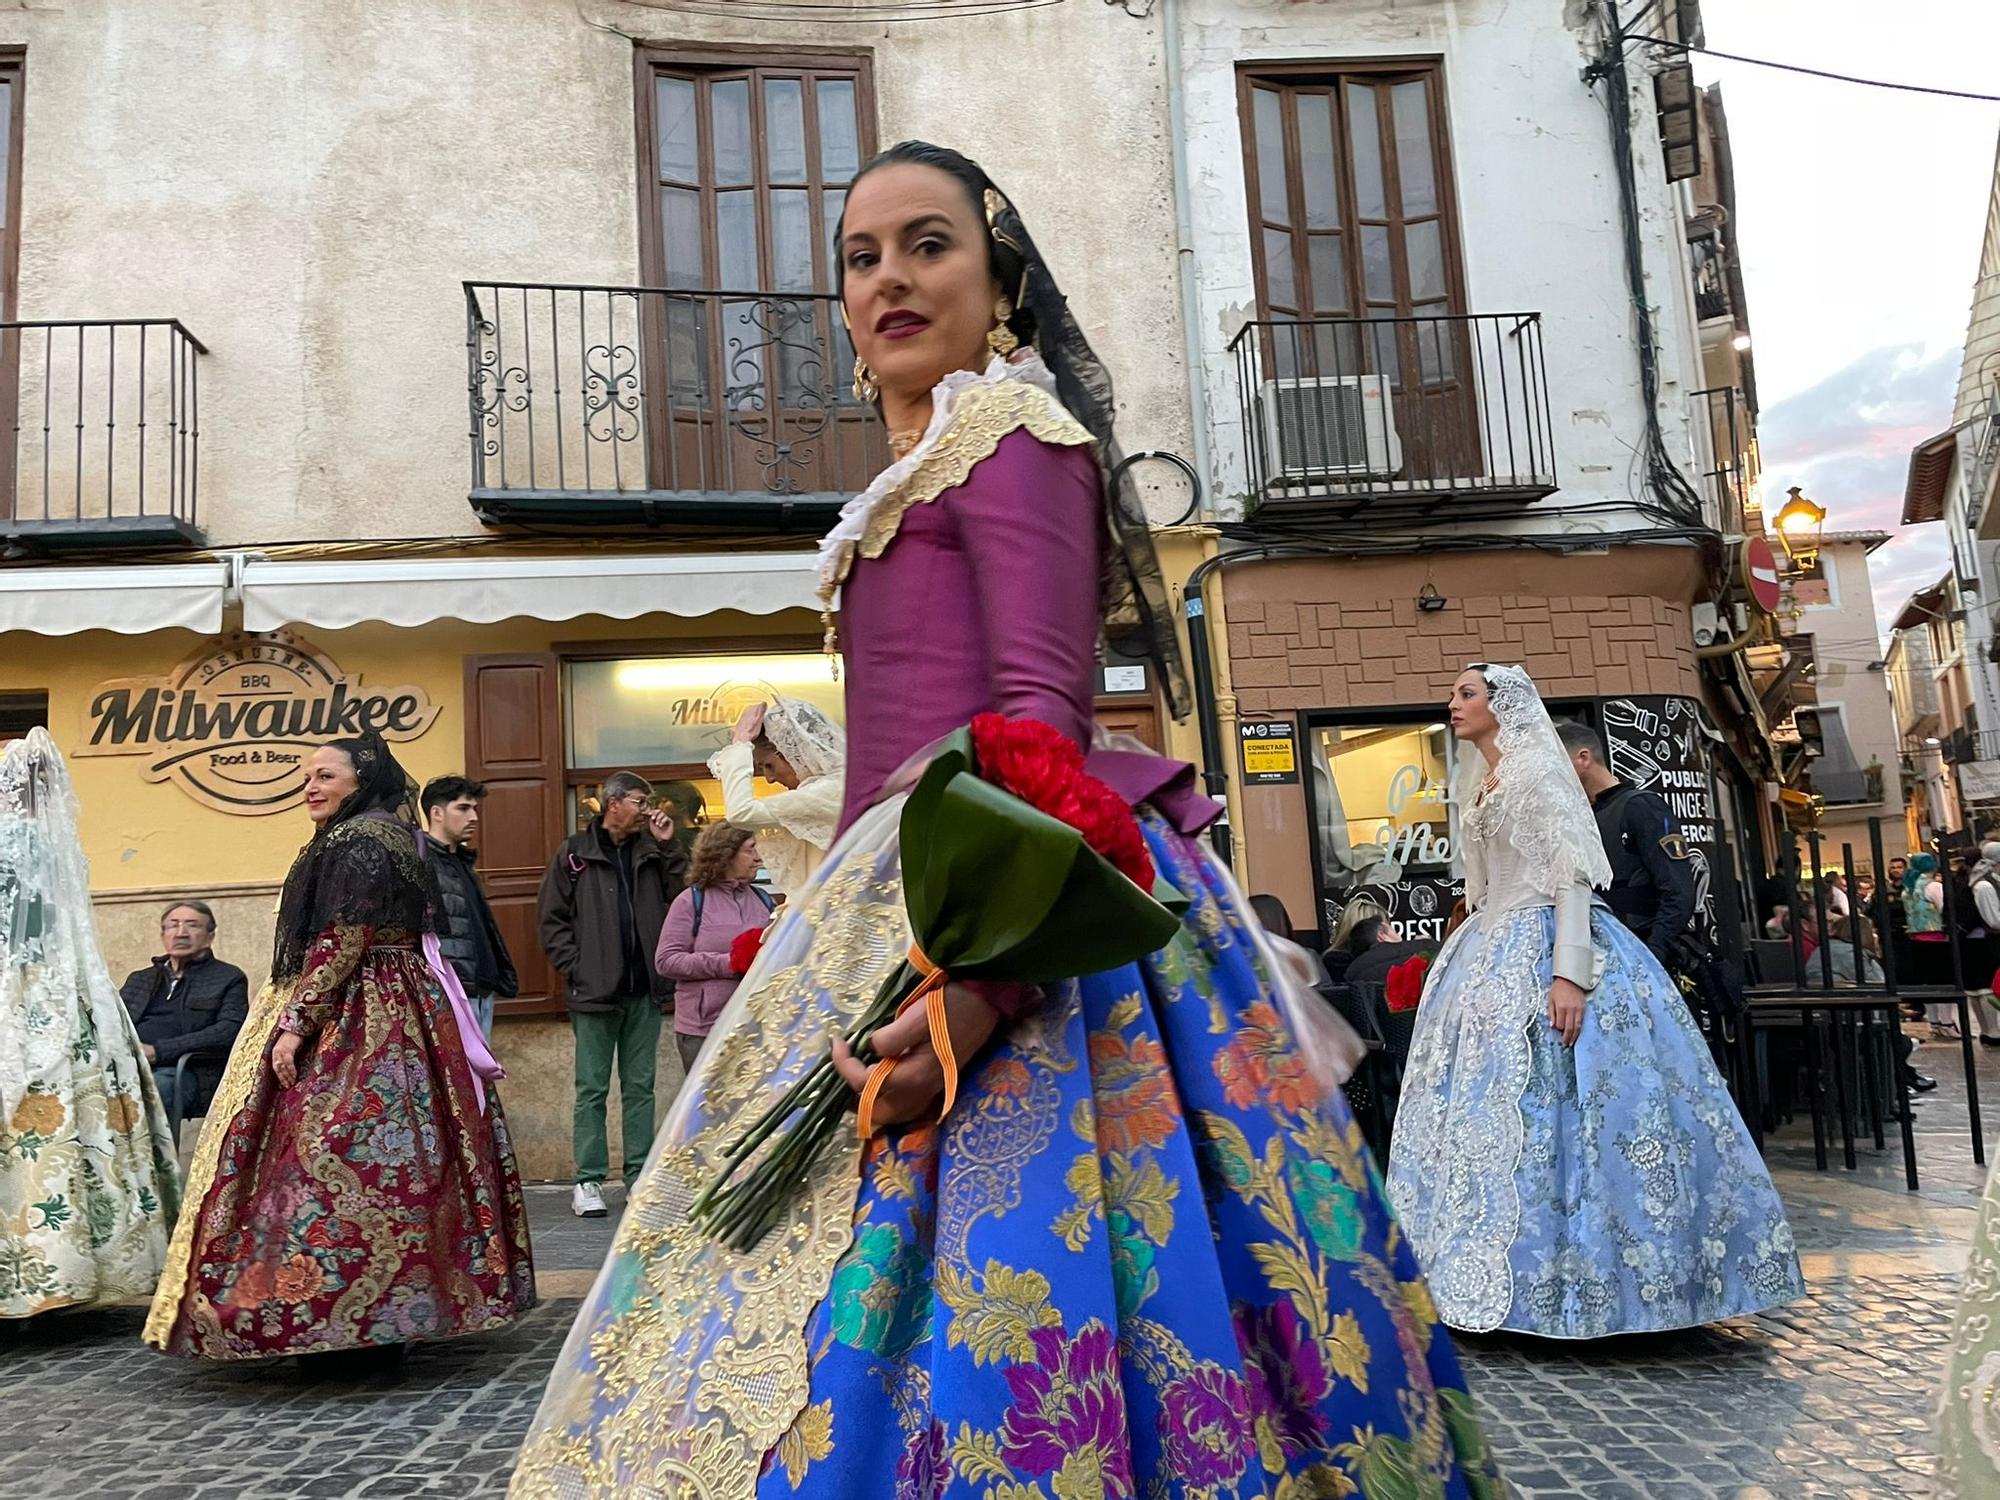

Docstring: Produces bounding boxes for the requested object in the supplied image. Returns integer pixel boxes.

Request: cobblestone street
[2,1028,1990,1500]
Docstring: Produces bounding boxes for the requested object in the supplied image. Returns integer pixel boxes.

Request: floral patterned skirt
[1388,904,1803,1338]
[143,951,535,1359]
[513,806,1499,1500]
[1,960,179,1317]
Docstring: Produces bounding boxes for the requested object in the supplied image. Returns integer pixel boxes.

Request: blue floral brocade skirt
[758,817,1500,1500]
[1387,904,1803,1339]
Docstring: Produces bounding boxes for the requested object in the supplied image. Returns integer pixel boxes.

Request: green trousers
[571,996,662,1188]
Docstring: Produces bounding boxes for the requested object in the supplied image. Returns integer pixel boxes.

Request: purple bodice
[837,428,1103,834]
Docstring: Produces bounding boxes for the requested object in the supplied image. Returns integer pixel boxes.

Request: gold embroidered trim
[817,379,1093,616]
[510,800,913,1500]
[142,979,290,1348]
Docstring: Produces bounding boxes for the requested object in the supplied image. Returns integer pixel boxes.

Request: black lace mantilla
[271,812,441,981]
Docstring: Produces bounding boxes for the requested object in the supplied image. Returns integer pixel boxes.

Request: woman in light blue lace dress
[1387,665,1802,1338]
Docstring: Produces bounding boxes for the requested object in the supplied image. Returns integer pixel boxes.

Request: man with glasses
[538,772,688,1218]
[119,899,250,1122]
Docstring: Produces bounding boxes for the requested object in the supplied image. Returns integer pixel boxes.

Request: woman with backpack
[654,824,773,1074]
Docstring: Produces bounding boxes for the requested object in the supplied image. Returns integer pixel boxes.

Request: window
[1239,61,1466,380]
[0,689,45,742]
[1790,553,1838,610]
[1306,718,1459,944]
[636,50,877,492]
[563,649,845,833]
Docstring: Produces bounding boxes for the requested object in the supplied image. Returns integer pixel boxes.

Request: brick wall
[1215,547,1709,920]
[1221,550,1702,715]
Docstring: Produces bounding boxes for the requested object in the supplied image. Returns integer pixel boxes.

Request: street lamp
[1774,486,1826,571]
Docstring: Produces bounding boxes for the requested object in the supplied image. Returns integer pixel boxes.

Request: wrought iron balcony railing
[1693,384,1753,534]
[464,281,889,529]
[1690,230,1731,323]
[1228,312,1557,519]
[0,318,206,552]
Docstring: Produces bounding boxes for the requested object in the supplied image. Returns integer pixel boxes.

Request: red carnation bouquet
[969,714,1155,891]
[1385,954,1430,1013]
[728,924,768,977]
[693,714,1182,1250]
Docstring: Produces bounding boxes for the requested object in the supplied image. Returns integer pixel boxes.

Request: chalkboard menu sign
[1598,695,1723,947]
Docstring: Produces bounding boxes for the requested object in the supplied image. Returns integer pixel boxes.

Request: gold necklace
[888,429,923,459]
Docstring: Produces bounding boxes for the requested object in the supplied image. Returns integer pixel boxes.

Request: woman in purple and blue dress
[512,143,1500,1500]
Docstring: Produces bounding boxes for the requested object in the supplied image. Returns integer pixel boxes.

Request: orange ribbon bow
[855,943,962,1142]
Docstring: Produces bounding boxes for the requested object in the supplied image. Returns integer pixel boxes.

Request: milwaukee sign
[77,634,439,814]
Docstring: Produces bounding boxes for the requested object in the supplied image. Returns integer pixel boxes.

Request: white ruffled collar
[814,352,1061,602]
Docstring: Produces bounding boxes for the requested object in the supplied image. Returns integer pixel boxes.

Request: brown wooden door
[1096,700,1163,754]
[465,653,567,1017]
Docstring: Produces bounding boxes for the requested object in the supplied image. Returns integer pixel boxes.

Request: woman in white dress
[1387,666,1802,1337]
[1,728,179,1316]
[708,697,845,898]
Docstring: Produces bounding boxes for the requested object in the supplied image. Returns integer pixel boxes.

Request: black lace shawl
[271,735,440,981]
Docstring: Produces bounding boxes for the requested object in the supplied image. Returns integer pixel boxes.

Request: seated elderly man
[119,899,250,1120]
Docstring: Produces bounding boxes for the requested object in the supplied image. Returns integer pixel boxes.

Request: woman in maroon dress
[145,732,534,1363]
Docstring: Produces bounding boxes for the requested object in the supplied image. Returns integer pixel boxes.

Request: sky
[1693,0,2000,640]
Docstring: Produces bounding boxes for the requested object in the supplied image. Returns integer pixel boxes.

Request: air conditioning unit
[1258,375,1402,484]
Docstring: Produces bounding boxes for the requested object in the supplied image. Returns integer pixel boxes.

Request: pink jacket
[654,881,771,1037]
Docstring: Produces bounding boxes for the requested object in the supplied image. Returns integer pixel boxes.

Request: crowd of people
[0,134,1992,1497]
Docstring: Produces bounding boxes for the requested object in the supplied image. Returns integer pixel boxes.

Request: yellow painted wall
[3,607,824,896]
[8,607,827,1179]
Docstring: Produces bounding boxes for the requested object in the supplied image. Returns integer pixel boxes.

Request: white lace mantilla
[1456,664,1612,911]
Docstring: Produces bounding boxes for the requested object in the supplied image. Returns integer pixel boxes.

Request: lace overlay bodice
[1463,788,1597,990]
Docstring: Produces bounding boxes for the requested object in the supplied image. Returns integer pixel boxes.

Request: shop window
[1308,719,1457,943]
[564,650,845,834]
[0,689,46,743]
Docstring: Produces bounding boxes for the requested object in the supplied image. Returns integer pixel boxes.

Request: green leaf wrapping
[902,735,1180,983]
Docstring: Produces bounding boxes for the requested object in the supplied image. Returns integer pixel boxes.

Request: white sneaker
[572,1181,608,1218]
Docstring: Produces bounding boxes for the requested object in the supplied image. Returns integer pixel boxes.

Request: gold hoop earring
[987,296,1019,359]
[852,356,878,404]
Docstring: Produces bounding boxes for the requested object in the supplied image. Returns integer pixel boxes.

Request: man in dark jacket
[420,775,518,1039]
[537,771,689,1217]
[119,899,249,1119]
[1558,721,1697,964]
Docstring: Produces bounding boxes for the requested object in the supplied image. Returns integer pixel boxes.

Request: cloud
[1755,342,1962,636]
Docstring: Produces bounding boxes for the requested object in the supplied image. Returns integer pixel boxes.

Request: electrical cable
[1588,1,1711,533]
[1635,37,2000,104]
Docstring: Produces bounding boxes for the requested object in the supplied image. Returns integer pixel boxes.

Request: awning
[1903,429,1958,526]
[239,553,823,633]
[0,562,228,637]
[1800,703,1871,806]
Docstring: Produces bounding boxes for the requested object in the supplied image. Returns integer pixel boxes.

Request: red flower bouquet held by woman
[691,714,1181,1251]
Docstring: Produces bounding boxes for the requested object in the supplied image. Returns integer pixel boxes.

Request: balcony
[1820,762,1887,808]
[1693,384,1753,534]
[1228,312,1557,521]
[463,281,888,530]
[1689,230,1731,323]
[0,319,206,554]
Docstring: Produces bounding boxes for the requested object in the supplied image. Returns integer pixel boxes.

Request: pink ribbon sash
[422,931,506,1113]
